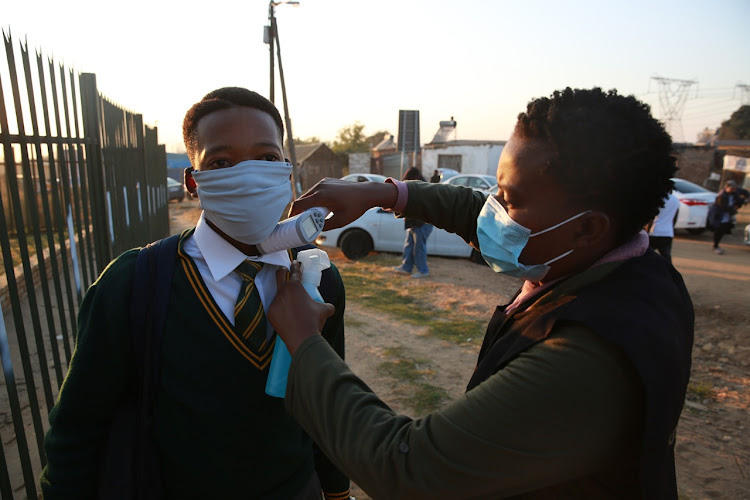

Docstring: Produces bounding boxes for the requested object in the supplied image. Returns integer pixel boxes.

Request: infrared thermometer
[256,207,330,255]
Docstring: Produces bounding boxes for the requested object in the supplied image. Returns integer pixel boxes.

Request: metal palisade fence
[0,31,170,498]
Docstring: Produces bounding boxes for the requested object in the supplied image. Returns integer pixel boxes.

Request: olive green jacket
[284,183,643,499]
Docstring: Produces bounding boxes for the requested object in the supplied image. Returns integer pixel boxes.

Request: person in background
[41,87,350,500]
[430,169,441,183]
[393,166,434,278]
[709,179,746,255]
[269,88,693,499]
[648,191,680,263]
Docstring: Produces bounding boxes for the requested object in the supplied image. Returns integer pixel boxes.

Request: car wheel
[470,249,488,266]
[339,229,373,260]
[686,227,706,235]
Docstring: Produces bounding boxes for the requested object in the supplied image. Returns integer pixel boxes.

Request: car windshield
[167,178,181,187]
[672,178,712,194]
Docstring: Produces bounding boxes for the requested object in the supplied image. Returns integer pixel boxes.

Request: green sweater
[284,182,643,499]
[41,231,350,499]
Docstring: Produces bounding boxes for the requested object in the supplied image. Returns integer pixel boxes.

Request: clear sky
[3,0,749,153]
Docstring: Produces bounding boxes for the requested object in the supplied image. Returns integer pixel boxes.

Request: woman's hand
[290,178,399,230]
[268,262,335,355]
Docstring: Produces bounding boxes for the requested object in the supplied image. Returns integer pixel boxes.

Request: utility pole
[651,76,697,142]
[265,1,301,197]
[266,4,275,103]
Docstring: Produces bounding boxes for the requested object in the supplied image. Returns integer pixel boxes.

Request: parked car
[341,173,387,183]
[441,174,497,193]
[167,177,186,202]
[671,178,717,234]
[435,167,460,182]
[316,207,485,263]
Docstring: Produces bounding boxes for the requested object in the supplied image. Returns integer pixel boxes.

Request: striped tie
[234,261,268,348]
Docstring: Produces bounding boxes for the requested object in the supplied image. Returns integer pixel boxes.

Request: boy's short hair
[182,87,284,164]
[516,87,676,244]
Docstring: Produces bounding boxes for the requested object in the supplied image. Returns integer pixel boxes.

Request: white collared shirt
[182,212,291,339]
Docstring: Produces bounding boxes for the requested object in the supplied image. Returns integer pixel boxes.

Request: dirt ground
[169,200,750,500]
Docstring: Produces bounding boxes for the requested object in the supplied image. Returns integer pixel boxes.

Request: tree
[365,130,390,148]
[331,122,370,156]
[293,136,323,146]
[717,105,750,140]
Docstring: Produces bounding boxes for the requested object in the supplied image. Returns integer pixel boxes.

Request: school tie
[234,260,268,346]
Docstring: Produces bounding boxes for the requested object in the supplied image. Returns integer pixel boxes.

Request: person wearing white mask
[41,88,351,500]
[269,88,694,499]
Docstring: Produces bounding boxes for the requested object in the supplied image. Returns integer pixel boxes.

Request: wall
[672,145,718,188]
[348,152,370,175]
[298,147,344,191]
[421,142,504,178]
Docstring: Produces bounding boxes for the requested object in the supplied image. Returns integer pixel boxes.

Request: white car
[441,174,497,193]
[671,178,717,234]
[341,173,387,183]
[316,207,484,263]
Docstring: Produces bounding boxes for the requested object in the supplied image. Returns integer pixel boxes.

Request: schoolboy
[41,87,350,499]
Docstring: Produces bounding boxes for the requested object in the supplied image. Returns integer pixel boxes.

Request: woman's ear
[184,167,199,199]
[572,211,613,248]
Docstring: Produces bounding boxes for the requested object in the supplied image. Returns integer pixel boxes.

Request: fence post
[79,73,111,274]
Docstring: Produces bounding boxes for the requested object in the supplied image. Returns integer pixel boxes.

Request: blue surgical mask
[191,160,293,245]
[476,196,590,282]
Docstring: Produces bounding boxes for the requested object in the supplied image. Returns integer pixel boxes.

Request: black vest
[467,250,694,499]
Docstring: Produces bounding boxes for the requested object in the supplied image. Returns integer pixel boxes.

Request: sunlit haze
[4,0,749,153]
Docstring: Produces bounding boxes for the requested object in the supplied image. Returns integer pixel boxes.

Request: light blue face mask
[476,195,590,282]
[191,160,293,245]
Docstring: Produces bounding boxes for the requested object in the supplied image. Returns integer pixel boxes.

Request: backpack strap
[129,234,180,499]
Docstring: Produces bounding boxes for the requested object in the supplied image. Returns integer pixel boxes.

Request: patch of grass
[345,317,366,328]
[376,349,448,414]
[377,351,433,382]
[429,318,485,343]
[1,231,64,276]
[687,380,714,400]
[338,255,484,346]
[360,253,402,267]
[343,272,432,323]
[411,383,450,414]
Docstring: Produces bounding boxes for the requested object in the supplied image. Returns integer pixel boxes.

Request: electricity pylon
[651,76,697,142]
[736,83,750,105]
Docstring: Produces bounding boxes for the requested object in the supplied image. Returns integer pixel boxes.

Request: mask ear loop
[542,249,574,266]
[529,210,592,237]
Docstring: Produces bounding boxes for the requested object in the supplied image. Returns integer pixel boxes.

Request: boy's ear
[184,167,198,198]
